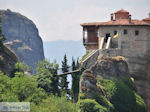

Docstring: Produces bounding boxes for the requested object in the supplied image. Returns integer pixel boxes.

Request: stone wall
[81,48,150,111]
[99,26,150,54]
[98,49,150,112]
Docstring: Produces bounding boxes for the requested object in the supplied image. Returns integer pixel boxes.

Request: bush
[98,77,147,112]
[77,99,107,112]
[92,92,114,112]
[122,76,135,90]
[9,72,47,103]
[136,93,147,112]
[0,71,47,103]
[31,95,77,112]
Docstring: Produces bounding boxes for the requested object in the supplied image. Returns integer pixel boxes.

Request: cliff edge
[0,44,18,75]
[0,9,44,73]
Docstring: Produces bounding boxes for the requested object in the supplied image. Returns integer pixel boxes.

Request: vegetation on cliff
[78,76,146,112]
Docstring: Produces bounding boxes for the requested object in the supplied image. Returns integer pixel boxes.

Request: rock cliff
[80,55,146,112]
[0,44,18,75]
[80,55,130,96]
[0,9,44,73]
[82,49,150,111]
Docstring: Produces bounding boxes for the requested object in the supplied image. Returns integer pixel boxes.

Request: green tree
[60,54,69,95]
[9,72,47,103]
[36,59,60,95]
[11,62,32,77]
[71,57,80,103]
[77,99,107,112]
[31,95,77,112]
[0,71,46,103]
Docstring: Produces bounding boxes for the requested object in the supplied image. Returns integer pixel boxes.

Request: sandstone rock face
[0,9,44,73]
[80,55,130,98]
[83,49,150,111]
[0,44,18,75]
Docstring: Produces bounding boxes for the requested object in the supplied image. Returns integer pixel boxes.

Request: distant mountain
[43,40,86,67]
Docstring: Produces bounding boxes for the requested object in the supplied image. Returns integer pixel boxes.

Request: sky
[0,0,150,42]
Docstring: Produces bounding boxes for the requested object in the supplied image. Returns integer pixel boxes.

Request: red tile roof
[81,19,150,26]
[143,17,150,21]
[114,9,129,14]
[81,9,150,26]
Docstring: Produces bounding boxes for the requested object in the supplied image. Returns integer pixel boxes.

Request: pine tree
[36,59,60,96]
[71,57,80,103]
[60,54,69,95]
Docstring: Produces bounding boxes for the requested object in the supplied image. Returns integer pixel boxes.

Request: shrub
[98,77,147,112]
[0,71,47,103]
[9,72,47,103]
[122,76,135,90]
[92,92,114,112]
[136,93,147,112]
[31,95,77,112]
[77,99,107,112]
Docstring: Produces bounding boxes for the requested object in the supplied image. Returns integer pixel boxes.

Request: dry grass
[112,56,126,62]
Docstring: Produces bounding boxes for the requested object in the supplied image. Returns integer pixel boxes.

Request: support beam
[106,37,111,49]
[58,69,80,76]
[99,37,104,49]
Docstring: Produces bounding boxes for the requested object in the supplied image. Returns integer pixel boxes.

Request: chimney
[129,15,131,23]
[111,13,114,21]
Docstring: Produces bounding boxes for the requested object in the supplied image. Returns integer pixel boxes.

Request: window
[114,30,117,35]
[135,30,139,36]
[124,29,127,35]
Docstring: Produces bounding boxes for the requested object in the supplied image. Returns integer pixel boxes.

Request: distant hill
[43,40,86,67]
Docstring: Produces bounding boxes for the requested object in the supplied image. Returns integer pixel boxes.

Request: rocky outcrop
[82,48,150,111]
[80,55,130,98]
[0,9,44,73]
[0,44,18,75]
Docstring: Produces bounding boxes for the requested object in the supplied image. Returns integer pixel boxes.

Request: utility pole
[118,25,122,49]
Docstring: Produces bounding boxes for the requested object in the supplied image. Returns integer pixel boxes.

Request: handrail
[81,50,97,64]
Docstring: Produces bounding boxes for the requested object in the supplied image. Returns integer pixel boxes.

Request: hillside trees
[60,54,69,95]
[11,62,32,77]
[71,57,80,103]
[0,63,47,104]
[36,59,60,95]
